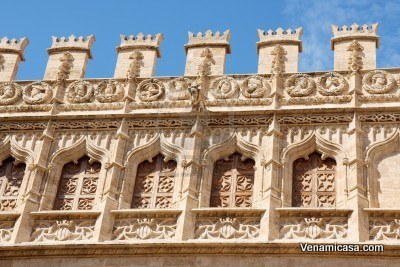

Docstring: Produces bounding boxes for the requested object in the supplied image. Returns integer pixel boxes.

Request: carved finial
[197,48,214,78]
[0,54,4,71]
[347,40,364,74]
[126,50,144,82]
[271,45,287,76]
[56,52,74,84]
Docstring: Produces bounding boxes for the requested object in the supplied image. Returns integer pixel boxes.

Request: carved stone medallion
[285,74,315,97]
[242,75,270,98]
[0,82,22,105]
[23,82,53,104]
[95,80,124,103]
[66,80,95,103]
[167,77,191,100]
[210,76,239,99]
[317,72,348,96]
[137,79,164,102]
[362,70,396,94]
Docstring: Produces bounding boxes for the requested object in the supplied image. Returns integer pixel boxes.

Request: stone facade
[1,23,400,265]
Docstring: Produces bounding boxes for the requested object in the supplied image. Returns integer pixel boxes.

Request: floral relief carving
[210,76,239,99]
[23,82,53,104]
[347,40,364,74]
[195,217,260,239]
[0,82,22,105]
[94,80,124,103]
[362,70,396,94]
[137,79,164,102]
[30,219,95,242]
[271,44,286,76]
[369,219,400,241]
[198,48,214,78]
[0,221,14,243]
[280,217,347,239]
[66,80,95,103]
[113,218,177,240]
[56,52,74,84]
[0,54,5,71]
[126,50,144,82]
[167,77,191,100]
[317,72,348,96]
[241,75,270,98]
[285,74,315,97]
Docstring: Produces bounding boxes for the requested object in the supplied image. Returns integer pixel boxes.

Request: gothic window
[54,156,101,210]
[292,152,336,207]
[132,154,177,209]
[210,152,255,208]
[0,157,25,211]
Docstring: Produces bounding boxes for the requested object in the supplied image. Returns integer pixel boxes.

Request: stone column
[175,117,204,240]
[94,119,129,242]
[346,112,369,241]
[11,122,55,243]
[260,115,282,240]
[331,23,379,71]
[257,27,302,74]
[184,30,230,76]
[0,37,29,81]
[44,35,95,102]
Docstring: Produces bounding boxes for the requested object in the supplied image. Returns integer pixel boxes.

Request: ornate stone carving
[271,44,286,76]
[56,51,74,84]
[362,70,396,94]
[347,40,363,73]
[198,48,213,78]
[0,54,4,71]
[0,221,14,243]
[358,113,400,123]
[0,82,21,105]
[137,79,164,102]
[280,217,347,239]
[285,74,315,97]
[210,76,239,99]
[126,50,144,81]
[31,219,95,242]
[167,77,191,100]
[94,80,124,103]
[317,72,348,96]
[113,218,177,240]
[210,153,254,208]
[241,75,269,98]
[370,218,400,241]
[189,85,206,112]
[195,217,260,239]
[132,154,176,209]
[23,82,53,104]
[0,157,25,211]
[66,80,94,103]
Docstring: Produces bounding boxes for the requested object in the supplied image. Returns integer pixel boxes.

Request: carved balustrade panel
[54,156,101,211]
[210,153,255,208]
[292,152,336,208]
[366,209,400,241]
[0,157,26,211]
[132,154,177,209]
[0,214,19,244]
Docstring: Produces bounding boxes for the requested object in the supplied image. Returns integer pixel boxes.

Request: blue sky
[2,0,400,80]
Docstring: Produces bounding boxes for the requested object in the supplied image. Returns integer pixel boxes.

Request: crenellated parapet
[114,33,163,79]
[0,37,29,81]
[184,30,231,76]
[331,23,379,71]
[257,27,302,74]
[44,35,95,80]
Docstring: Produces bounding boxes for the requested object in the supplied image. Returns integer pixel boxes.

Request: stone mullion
[175,117,204,240]
[346,111,369,242]
[11,122,55,243]
[260,115,282,241]
[94,119,129,242]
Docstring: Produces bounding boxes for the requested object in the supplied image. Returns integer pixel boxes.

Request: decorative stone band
[364,208,400,241]
[47,35,95,59]
[331,23,379,50]
[117,33,163,58]
[0,212,20,244]
[184,30,231,53]
[257,27,303,53]
[0,37,29,61]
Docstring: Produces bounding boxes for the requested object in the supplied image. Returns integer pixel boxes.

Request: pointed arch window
[132,154,177,209]
[210,152,255,208]
[0,157,25,211]
[292,152,336,207]
[54,156,101,210]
